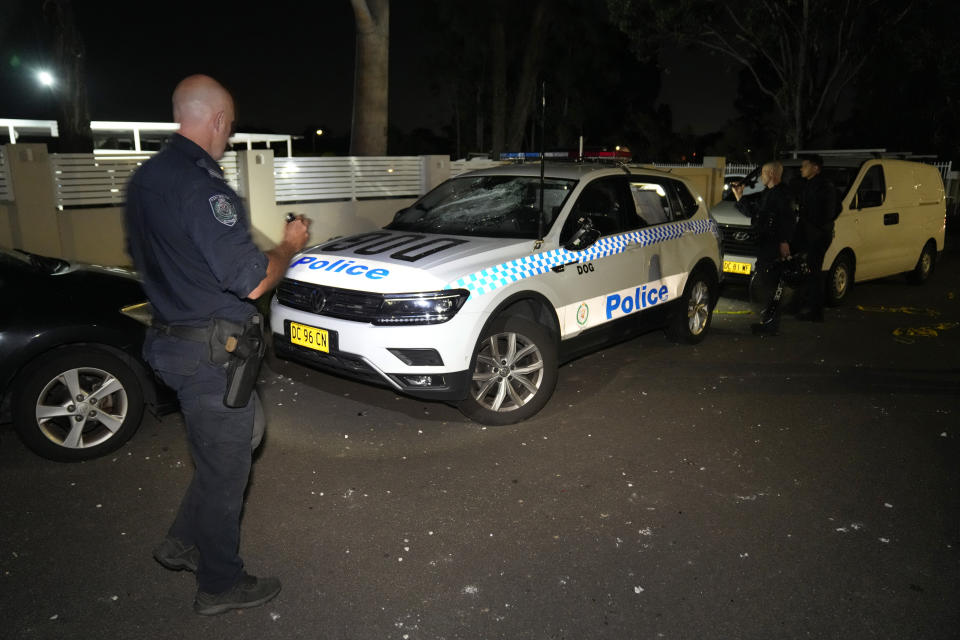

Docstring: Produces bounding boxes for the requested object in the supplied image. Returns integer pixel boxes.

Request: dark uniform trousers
[144,330,264,594]
[796,224,832,314]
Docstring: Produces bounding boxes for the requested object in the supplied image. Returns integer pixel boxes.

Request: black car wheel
[13,347,145,461]
[458,316,558,426]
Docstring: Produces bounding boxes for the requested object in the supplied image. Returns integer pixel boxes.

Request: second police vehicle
[270,161,723,424]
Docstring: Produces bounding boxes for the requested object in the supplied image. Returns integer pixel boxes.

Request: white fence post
[0,146,12,201]
[421,155,451,194]
[237,149,280,248]
[3,144,61,257]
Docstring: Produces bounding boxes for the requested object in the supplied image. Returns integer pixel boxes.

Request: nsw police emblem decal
[209,194,237,227]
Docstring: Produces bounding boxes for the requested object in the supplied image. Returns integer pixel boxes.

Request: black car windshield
[387,175,577,239]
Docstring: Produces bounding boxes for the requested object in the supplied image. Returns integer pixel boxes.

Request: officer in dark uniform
[792,154,838,322]
[732,161,796,335]
[124,75,309,615]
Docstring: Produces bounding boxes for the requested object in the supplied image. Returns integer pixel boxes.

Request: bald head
[761,161,783,188]
[172,75,235,160]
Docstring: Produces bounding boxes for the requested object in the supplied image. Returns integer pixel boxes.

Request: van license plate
[289,322,330,353]
[723,260,752,275]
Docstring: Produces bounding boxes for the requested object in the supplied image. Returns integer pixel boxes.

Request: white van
[713,157,946,303]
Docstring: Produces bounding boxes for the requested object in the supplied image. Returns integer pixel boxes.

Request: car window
[853,165,886,209]
[561,177,639,241]
[387,175,577,239]
[669,180,699,220]
[628,180,672,225]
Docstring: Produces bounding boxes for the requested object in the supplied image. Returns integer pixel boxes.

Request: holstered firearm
[223,314,266,408]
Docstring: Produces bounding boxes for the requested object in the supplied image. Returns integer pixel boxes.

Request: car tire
[826,253,853,306]
[907,241,936,284]
[13,347,145,462]
[458,316,558,426]
[666,268,716,344]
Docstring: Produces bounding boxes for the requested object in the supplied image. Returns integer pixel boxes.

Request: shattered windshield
[387,175,577,239]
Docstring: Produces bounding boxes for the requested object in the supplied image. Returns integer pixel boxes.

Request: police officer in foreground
[732,161,796,336]
[792,154,838,322]
[124,74,310,615]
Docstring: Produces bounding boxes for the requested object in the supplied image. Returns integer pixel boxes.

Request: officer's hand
[731,183,744,201]
[779,242,790,259]
[284,214,311,252]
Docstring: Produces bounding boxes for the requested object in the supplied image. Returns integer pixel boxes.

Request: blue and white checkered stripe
[446,218,717,295]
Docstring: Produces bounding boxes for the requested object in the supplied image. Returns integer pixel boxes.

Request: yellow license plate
[723,260,752,275]
[289,322,330,353]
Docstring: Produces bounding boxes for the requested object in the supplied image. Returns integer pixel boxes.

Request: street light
[36,70,55,87]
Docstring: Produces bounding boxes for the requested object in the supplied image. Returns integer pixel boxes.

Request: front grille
[276,279,382,323]
[274,338,387,386]
[718,225,760,256]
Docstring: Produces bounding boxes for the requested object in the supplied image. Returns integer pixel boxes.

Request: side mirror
[392,207,409,222]
[563,217,601,251]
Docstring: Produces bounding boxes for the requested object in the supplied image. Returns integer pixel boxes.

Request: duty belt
[151,322,209,342]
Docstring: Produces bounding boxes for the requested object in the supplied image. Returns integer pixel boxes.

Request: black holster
[222,314,266,408]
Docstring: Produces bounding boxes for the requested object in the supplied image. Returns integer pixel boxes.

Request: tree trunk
[505,0,549,151]
[350,0,389,156]
[475,85,485,154]
[490,19,507,159]
[43,0,91,152]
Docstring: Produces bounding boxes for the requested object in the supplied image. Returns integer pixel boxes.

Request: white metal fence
[6,150,954,209]
[0,147,11,201]
[49,152,239,208]
[273,156,422,202]
[51,154,150,208]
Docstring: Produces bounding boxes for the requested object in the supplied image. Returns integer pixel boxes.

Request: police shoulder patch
[209,194,237,226]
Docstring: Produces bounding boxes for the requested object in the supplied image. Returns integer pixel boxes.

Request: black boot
[752,302,781,336]
[751,319,779,336]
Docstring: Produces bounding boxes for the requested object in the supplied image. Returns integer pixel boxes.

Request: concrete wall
[641,157,727,206]
[57,206,130,265]
[0,202,16,249]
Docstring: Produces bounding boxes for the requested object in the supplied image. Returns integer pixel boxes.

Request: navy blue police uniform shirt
[125,134,268,327]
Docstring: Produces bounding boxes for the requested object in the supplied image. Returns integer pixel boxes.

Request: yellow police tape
[857,305,940,317]
[892,322,959,339]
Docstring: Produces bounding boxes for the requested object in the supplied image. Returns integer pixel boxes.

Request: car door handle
[884,213,899,226]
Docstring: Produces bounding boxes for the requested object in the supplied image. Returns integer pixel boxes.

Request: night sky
[0,0,734,144]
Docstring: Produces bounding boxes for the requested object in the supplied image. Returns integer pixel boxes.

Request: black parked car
[0,248,175,461]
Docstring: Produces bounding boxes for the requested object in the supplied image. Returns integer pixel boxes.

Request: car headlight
[374,290,470,325]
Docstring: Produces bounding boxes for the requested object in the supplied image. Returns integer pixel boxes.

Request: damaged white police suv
[270,163,722,425]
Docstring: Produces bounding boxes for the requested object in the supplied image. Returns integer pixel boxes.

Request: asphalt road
[2,244,958,640]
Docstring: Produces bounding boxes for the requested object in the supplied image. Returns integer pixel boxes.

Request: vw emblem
[733,231,750,242]
[310,288,327,312]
